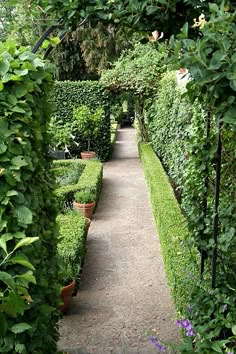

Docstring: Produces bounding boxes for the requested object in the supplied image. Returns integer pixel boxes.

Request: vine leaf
[13,237,39,251]
[13,206,33,226]
[10,323,32,334]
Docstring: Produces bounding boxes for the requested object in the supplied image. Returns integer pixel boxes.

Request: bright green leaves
[13,206,33,226]
[0,40,60,352]
[0,58,10,75]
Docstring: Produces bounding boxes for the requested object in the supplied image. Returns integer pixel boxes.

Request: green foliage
[74,190,95,204]
[172,5,236,125]
[101,42,169,97]
[52,163,85,187]
[54,159,103,212]
[48,116,73,150]
[30,0,222,37]
[147,70,191,189]
[73,105,104,152]
[51,81,111,161]
[57,211,87,285]
[139,143,199,314]
[0,42,60,353]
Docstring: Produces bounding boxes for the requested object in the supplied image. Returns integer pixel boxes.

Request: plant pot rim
[63,279,76,290]
[73,201,95,208]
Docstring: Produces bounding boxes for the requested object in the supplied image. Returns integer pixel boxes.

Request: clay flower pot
[59,279,76,314]
[73,201,95,219]
[80,151,96,160]
[85,218,91,232]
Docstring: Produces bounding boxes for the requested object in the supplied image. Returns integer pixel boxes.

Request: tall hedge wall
[0,43,60,353]
[52,81,111,161]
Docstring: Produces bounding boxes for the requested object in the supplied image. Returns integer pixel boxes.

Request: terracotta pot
[85,218,91,232]
[59,279,76,314]
[73,201,96,219]
[80,151,96,160]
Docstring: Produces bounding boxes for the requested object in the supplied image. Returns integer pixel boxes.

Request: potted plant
[48,117,73,159]
[58,261,76,314]
[73,190,96,219]
[73,105,104,160]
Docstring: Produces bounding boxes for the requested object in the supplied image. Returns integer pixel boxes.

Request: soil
[58,127,180,354]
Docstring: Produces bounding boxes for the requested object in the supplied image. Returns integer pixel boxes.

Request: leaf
[0,271,15,289]
[17,271,36,284]
[0,313,7,337]
[11,156,28,168]
[232,325,236,335]
[14,85,28,98]
[211,342,223,353]
[10,323,32,334]
[50,37,61,46]
[19,51,35,61]
[0,143,7,154]
[5,291,25,317]
[209,3,219,13]
[0,59,10,75]
[6,190,18,197]
[11,106,26,114]
[14,69,28,77]
[42,39,50,49]
[9,255,35,271]
[223,106,236,124]
[0,81,4,91]
[15,344,26,353]
[13,236,39,251]
[13,206,33,226]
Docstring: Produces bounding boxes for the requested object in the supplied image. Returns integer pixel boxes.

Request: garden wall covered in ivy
[51,81,112,161]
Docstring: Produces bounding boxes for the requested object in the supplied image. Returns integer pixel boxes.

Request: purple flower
[149,337,166,352]
[176,319,195,337]
[222,304,228,313]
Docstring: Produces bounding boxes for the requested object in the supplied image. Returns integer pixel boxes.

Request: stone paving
[58,127,180,354]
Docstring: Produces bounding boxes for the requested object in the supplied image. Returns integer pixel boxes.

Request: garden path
[58,127,180,354]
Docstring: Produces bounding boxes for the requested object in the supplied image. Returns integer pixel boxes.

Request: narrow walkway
[59,128,180,354]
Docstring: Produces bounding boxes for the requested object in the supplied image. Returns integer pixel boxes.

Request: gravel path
[58,127,180,354]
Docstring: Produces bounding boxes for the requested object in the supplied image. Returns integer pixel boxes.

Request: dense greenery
[139,143,198,314]
[57,211,87,285]
[146,67,236,351]
[0,42,60,353]
[51,81,111,160]
[54,159,103,212]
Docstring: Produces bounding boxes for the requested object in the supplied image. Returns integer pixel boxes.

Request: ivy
[0,42,60,353]
[51,81,112,161]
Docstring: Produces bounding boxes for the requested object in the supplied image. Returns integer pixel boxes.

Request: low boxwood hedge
[54,159,103,212]
[139,143,199,314]
[57,211,87,283]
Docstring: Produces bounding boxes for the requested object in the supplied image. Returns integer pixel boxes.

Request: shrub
[54,159,103,211]
[51,81,111,161]
[74,190,95,204]
[139,143,199,314]
[146,70,191,190]
[57,211,87,285]
[0,42,60,353]
[73,105,104,152]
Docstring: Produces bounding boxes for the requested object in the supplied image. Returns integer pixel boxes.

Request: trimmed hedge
[52,81,111,161]
[54,159,103,212]
[139,143,199,314]
[57,211,87,283]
